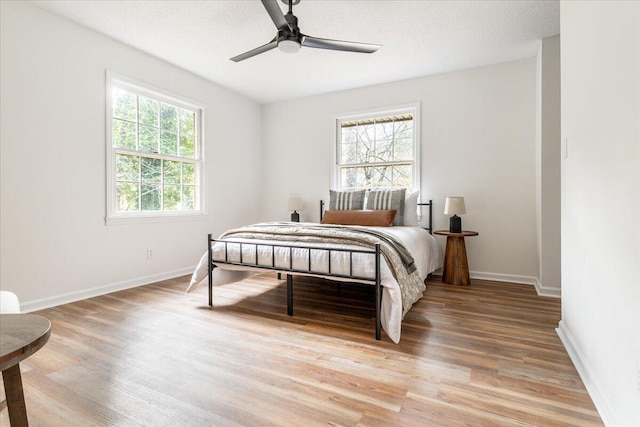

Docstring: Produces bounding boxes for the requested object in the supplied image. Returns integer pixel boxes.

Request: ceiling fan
[231,0,382,62]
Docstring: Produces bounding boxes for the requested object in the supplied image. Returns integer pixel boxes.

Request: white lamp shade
[444,197,466,215]
[288,197,303,212]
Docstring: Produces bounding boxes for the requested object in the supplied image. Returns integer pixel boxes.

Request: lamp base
[291,211,300,222]
[449,215,462,233]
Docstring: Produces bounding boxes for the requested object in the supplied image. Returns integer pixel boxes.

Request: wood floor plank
[1,274,603,426]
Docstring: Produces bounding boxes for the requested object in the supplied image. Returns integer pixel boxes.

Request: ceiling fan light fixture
[278,38,301,53]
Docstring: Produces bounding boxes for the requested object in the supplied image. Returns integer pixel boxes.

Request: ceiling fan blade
[301,35,381,54]
[261,0,291,32]
[230,39,278,62]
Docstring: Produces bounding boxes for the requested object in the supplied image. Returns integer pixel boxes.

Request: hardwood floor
[1,274,603,426]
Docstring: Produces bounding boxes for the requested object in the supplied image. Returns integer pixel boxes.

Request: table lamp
[288,197,303,222]
[444,197,466,233]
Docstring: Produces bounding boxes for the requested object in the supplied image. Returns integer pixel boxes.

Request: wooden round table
[1,314,51,427]
[434,230,479,285]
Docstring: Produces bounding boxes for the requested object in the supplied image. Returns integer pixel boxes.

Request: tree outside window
[335,107,419,191]
[106,75,203,223]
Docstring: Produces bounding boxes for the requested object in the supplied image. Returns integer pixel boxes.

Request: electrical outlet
[147,249,154,259]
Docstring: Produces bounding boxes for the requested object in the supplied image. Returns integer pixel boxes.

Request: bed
[188,189,443,343]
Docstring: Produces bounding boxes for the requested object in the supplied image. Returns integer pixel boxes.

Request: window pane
[180,134,195,158]
[339,167,357,190]
[163,185,181,210]
[112,119,136,149]
[341,142,357,164]
[373,139,393,162]
[116,154,140,182]
[393,165,412,187]
[139,96,159,127]
[160,104,177,131]
[141,183,161,211]
[179,109,195,135]
[357,141,373,164]
[112,89,137,121]
[160,131,178,155]
[116,182,139,211]
[341,126,357,143]
[375,122,394,140]
[182,163,195,185]
[340,164,412,189]
[164,160,181,184]
[395,120,413,138]
[139,125,158,152]
[141,157,161,183]
[393,138,413,161]
[182,186,195,210]
[372,166,394,186]
[340,166,370,189]
[357,124,375,143]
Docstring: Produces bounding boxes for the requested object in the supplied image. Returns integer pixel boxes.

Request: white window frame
[105,71,206,225]
[332,103,421,192]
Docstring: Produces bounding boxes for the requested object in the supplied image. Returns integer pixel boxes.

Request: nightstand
[434,230,478,285]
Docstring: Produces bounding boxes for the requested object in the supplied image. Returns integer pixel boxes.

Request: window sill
[105,212,208,226]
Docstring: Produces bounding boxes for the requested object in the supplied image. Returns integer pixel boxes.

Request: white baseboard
[534,276,562,298]
[431,269,555,296]
[470,270,537,286]
[465,271,561,298]
[20,266,195,313]
[556,321,617,427]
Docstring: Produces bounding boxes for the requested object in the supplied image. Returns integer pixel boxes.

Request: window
[106,73,204,224]
[334,104,420,191]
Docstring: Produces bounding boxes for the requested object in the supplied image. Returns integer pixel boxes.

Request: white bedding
[188,224,442,343]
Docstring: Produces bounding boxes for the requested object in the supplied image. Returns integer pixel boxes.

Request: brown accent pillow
[321,210,396,227]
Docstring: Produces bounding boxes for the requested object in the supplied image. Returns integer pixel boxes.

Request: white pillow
[403,191,419,226]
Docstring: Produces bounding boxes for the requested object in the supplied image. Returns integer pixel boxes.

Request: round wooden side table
[434,230,479,285]
[1,313,51,427]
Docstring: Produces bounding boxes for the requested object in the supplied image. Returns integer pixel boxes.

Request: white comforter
[188,224,442,343]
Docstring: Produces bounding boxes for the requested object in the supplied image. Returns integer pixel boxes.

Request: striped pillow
[329,190,366,210]
[366,188,407,226]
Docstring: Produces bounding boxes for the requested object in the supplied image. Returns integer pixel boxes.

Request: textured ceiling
[32,0,559,104]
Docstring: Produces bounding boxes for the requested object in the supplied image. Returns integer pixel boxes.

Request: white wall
[0,1,262,309]
[558,2,640,426]
[535,35,562,296]
[260,59,538,282]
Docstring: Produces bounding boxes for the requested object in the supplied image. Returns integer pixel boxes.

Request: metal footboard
[207,234,383,340]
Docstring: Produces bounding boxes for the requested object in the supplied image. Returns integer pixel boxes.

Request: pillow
[403,191,419,226]
[329,189,366,210]
[366,188,406,226]
[321,210,396,227]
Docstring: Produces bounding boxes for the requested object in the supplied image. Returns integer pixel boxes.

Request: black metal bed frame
[207,199,433,340]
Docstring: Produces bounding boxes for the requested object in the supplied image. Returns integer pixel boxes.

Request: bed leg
[208,266,215,307]
[287,274,293,316]
[375,285,381,340]
[375,243,381,340]
[208,233,213,307]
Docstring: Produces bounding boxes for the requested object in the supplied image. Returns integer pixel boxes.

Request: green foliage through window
[110,80,202,215]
